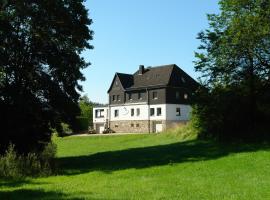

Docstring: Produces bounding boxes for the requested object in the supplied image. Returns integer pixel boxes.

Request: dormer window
[112,95,116,101]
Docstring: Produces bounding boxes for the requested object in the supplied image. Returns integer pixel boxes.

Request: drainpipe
[147,88,150,133]
[108,94,110,130]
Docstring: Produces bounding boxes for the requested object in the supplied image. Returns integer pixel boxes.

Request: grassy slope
[0,132,270,200]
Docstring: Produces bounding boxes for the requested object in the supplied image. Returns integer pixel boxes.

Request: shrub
[164,122,198,141]
[0,142,57,179]
[0,144,21,178]
[75,116,89,132]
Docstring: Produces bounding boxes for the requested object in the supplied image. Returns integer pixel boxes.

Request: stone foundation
[109,120,188,133]
[110,120,149,133]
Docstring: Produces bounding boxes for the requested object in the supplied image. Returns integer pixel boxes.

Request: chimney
[139,65,144,75]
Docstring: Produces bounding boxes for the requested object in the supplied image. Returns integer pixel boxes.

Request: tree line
[193,0,270,141]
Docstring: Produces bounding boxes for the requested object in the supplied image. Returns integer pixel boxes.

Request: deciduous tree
[194,0,270,141]
[0,0,93,153]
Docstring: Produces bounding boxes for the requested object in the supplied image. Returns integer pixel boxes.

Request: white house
[93,64,199,133]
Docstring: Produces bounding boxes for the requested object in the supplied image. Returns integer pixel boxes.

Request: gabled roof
[107,73,133,93]
[117,73,133,88]
[107,64,199,93]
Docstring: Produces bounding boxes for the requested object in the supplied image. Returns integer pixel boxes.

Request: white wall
[110,104,149,121]
[149,104,166,120]
[94,104,192,123]
[93,107,108,123]
[110,104,167,121]
[166,104,191,121]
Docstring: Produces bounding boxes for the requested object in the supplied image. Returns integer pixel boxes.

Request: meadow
[0,131,270,200]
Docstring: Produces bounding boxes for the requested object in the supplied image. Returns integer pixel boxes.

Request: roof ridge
[116,72,132,76]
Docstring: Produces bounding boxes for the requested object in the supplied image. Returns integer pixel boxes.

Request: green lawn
[0,133,270,200]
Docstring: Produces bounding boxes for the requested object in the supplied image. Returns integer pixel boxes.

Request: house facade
[93,64,199,133]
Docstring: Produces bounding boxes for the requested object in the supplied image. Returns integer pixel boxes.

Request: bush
[163,122,198,141]
[75,116,89,132]
[0,142,57,179]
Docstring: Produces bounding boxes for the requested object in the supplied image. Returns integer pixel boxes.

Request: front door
[99,125,105,133]
[155,123,163,133]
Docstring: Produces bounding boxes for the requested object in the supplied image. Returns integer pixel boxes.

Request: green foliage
[72,94,94,132]
[194,0,270,141]
[0,143,57,179]
[75,116,89,132]
[0,0,93,153]
[162,122,198,141]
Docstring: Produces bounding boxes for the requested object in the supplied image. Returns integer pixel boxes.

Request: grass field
[0,132,270,200]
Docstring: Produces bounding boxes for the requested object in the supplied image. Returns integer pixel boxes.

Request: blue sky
[81,0,220,103]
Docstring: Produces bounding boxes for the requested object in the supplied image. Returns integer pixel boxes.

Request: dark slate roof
[117,73,133,89]
[108,64,199,92]
[131,64,174,89]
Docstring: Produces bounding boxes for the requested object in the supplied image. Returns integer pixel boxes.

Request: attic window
[115,81,118,86]
[176,91,180,99]
[181,77,186,83]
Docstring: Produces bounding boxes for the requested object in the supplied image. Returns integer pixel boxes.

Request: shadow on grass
[0,188,87,200]
[58,139,270,175]
[0,178,52,188]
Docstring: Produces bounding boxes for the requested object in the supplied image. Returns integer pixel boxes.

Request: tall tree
[194,0,270,141]
[0,0,93,153]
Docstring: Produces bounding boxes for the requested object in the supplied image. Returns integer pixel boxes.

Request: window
[181,77,186,83]
[131,108,134,116]
[95,109,104,118]
[157,107,162,116]
[115,124,118,128]
[128,93,132,100]
[112,95,116,101]
[176,91,180,99]
[184,93,188,99]
[115,81,118,86]
[136,108,140,116]
[131,123,134,127]
[136,124,139,127]
[138,92,142,100]
[153,91,158,99]
[114,109,119,117]
[176,107,181,116]
[117,95,120,101]
[150,108,155,116]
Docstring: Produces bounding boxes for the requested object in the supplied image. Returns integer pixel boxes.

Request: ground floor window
[136,108,140,116]
[176,107,181,116]
[150,108,155,116]
[114,109,119,117]
[157,107,162,116]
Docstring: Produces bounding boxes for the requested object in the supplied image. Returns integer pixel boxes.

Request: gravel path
[69,132,150,137]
